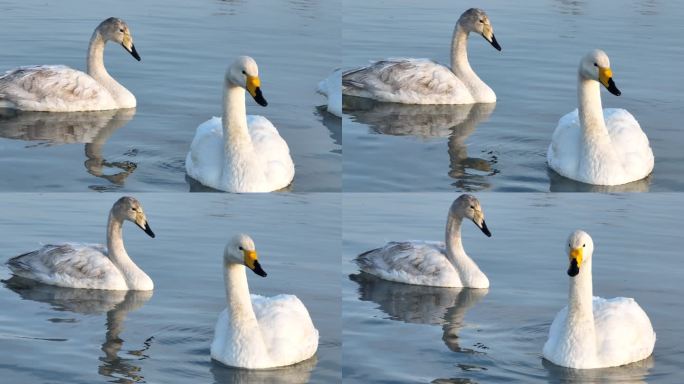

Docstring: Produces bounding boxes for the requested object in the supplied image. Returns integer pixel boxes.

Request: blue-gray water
[0,193,340,383]
[0,0,341,192]
[342,0,684,192]
[343,193,683,383]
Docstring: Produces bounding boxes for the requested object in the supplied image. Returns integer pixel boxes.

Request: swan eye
[131,208,136,212]
[470,205,475,209]
[238,246,244,251]
[242,70,246,75]
[593,63,598,67]
[119,28,124,33]
[583,244,586,247]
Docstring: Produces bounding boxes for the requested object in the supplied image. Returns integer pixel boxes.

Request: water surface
[343,193,682,383]
[342,0,684,192]
[0,0,341,191]
[0,193,340,383]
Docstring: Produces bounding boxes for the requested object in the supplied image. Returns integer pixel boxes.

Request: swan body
[186,56,294,192]
[356,194,491,288]
[317,69,342,117]
[0,18,141,112]
[543,230,656,369]
[211,234,318,369]
[547,50,654,185]
[6,197,155,290]
[342,8,501,105]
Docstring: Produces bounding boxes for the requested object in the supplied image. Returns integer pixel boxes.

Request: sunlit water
[0,193,340,383]
[342,0,684,192]
[0,0,341,192]
[343,193,682,383]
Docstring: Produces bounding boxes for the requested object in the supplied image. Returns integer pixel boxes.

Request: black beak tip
[479,221,492,237]
[567,260,579,276]
[606,78,621,96]
[252,260,267,277]
[253,88,268,107]
[142,223,155,238]
[125,44,141,61]
[489,35,502,51]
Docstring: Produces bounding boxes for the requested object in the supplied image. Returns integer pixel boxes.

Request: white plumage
[185,56,294,193]
[356,194,491,288]
[0,18,141,112]
[317,69,342,117]
[543,230,656,369]
[547,50,654,186]
[342,8,501,105]
[211,234,318,369]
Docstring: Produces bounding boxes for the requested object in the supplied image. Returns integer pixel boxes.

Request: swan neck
[223,82,252,143]
[568,260,593,317]
[445,214,465,257]
[106,213,147,289]
[223,261,263,334]
[450,25,473,77]
[577,77,608,139]
[87,30,110,83]
[564,259,597,357]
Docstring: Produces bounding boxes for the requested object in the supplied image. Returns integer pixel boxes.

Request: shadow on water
[2,276,153,384]
[349,272,488,353]
[541,355,653,384]
[343,97,497,190]
[547,168,651,192]
[210,354,317,384]
[0,108,138,189]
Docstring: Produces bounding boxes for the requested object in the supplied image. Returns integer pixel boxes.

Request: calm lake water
[343,193,683,383]
[342,0,684,192]
[0,0,341,192]
[0,193,340,383]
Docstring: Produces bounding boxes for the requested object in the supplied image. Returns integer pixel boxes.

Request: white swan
[211,234,319,369]
[543,230,656,369]
[185,56,294,193]
[547,50,654,185]
[0,18,141,112]
[317,69,342,117]
[355,194,491,288]
[6,196,155,290]
[342,8,501,104]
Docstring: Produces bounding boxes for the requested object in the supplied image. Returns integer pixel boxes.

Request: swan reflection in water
[349,272,488,353]
[0,108,137,188]
[210,354,317,384]
[344,97,497,190]
[2,276,153,384]
[548,168,651,192]
[542,354,653,384]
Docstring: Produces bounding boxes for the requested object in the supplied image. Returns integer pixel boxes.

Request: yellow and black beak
[246,75,268,107]
[243,249,267,277]
[598,67,620,96]
[567,247,583,277]
[135,220,155,238]
[485,33,501,51]
[475,219,492,237]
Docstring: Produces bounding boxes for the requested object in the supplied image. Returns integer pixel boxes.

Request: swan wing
[355,241,461,287]
[0,65,116,111]
[251,293,319,367]
[593,296,656,367]
[247,115,295,190]
[317,69,342,117]
[343,58,470,104]
[185,117,225,189]
[6,243,123,289]
[603,108,654,179]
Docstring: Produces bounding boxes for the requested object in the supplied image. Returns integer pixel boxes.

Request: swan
[342,8,501,104]
[0,18,141,112]
[211,234,319,369]
[543,230,656,369]
[317,69,342,117]
[6,196,155,290]
[185,56,295,193]
[355,194,491,288]
[547,50,654,185]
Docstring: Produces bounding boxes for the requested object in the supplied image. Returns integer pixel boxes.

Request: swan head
[226,56,268,107]
[459,8,501,51]
[224,234,267,277]
[579,49,620,96]
[566,230,594,277]
[450,194,491,237]
[112,196,155,238]
[97,17,141,61]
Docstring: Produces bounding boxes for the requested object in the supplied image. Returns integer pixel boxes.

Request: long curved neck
[450,24,488,96]
[223,262,269,353]
[87,30,116,87]
[444,213,482,281]
[223,82,254,150]
[578,77,610,142]
[564,259,597,358]
[106,213,147,288]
